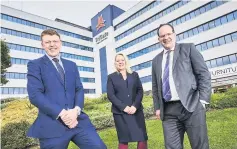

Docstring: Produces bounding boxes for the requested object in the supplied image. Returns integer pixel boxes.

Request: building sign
[96,15,106,31]
[95,32,109,44]
[210,66,237,78]
[91,5,124,37]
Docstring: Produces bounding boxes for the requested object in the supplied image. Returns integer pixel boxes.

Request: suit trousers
[162,101,209,149]
[39,117,106,149]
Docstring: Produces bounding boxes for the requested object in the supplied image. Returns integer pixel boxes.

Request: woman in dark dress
[107,53,148,149]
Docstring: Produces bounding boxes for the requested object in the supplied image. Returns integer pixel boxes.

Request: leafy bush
[91,114,114,130]
[1,88,236,149]
[208,87,237,109]
[1,121,38,149]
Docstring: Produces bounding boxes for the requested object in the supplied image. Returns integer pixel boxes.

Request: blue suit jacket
[27,55,86,138]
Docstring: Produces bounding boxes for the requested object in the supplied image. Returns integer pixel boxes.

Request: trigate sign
[95,32,109,44]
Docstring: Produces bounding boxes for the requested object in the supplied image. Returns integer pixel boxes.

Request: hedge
[1,87,237,149]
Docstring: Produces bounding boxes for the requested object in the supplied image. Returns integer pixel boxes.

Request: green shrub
[208,87,237,109]
[1,121,38,149]
[91,114,114,130]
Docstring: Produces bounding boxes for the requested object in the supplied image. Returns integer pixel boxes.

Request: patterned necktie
[162,51,172,101]
[52,58,65,84]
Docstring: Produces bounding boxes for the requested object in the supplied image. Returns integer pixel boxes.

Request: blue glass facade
[0,13,93,41]
[99,47,108,93]
[1,28,94,52]
[116,1,230,53]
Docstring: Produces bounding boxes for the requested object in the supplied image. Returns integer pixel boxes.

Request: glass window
[218,37,226,46]
[12,30,17,36]
[229,54,237,63]
[214,18,221,27]
[17,32,21,37]
[18,88,23,94]
[8,16,13,21]
[22,20,26,25]
[6,73,10,78]
[190,12,195,18]
[208,21,215,29]
[25,47,30,52]
[19,73,25,79]
[3,88,8,94]
[213,39,219,47]
[223,56,230,65]
[210,59,217,68]
[220,16,227,24]
[210,1,217,8]
[198,26,204,33]
[216,58,223,66]
[183,32,189,39]
[231,32,237,41]
[15,73,20,79]
[227,13,234,22]
[203,24,209,31]
[179,33,184,40]
[2,14,8,20]
[16,45,21,50]
[207,41,213,49]
[9,88,13,94]
[22,32,26,38]
[14,88,20,94]
[225,35,232,43]
[7,29,11,35]
[181,16,186,23]
[200,7,206,14]
[30,47,35,52]
[16,58,21,64]
[16,18,21,24]
[1,28,7,34]
[201,43,208,51]
[195,9,200,16]
[192,28,198,35]
[234,11,237,19]
[21,46,26,51]
[196,45,201,51]
[10,73,14,78]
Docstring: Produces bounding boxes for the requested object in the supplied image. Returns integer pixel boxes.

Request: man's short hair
[157,23,175,36]
[41,29,61,40]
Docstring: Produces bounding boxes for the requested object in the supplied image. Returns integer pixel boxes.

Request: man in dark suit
[27,29,106,149]
[152,24,211,149]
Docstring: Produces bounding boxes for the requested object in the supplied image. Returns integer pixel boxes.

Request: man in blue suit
[27,29,106,149]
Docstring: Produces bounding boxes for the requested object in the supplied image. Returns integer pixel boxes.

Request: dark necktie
[52,58,65,84]
[162,51,172,101]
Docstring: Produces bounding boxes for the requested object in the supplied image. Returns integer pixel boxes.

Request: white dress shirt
[161,48,180,101]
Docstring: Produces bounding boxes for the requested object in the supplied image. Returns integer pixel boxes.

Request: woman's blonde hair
[114,53,133,74]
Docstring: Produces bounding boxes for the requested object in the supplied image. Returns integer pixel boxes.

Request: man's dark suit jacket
[152,43,211,120]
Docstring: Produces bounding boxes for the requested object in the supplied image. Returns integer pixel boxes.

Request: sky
[1,0,141,28]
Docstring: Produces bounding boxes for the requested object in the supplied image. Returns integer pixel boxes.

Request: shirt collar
[163,46,175,54]
[45,53,61,62]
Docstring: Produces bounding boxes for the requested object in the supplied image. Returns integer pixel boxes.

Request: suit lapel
[127,72,133,94]
[172,43,180,71]
[61,58,68,88]
[42,55,64,86]
[156,51,164,79]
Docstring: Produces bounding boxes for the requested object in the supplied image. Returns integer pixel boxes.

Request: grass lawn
[68,108,237,149]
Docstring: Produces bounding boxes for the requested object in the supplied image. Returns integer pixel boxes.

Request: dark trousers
[162,101,209,149]
[39,117,106,149]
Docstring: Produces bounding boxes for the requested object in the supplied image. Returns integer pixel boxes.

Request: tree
[1,40,11,85]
